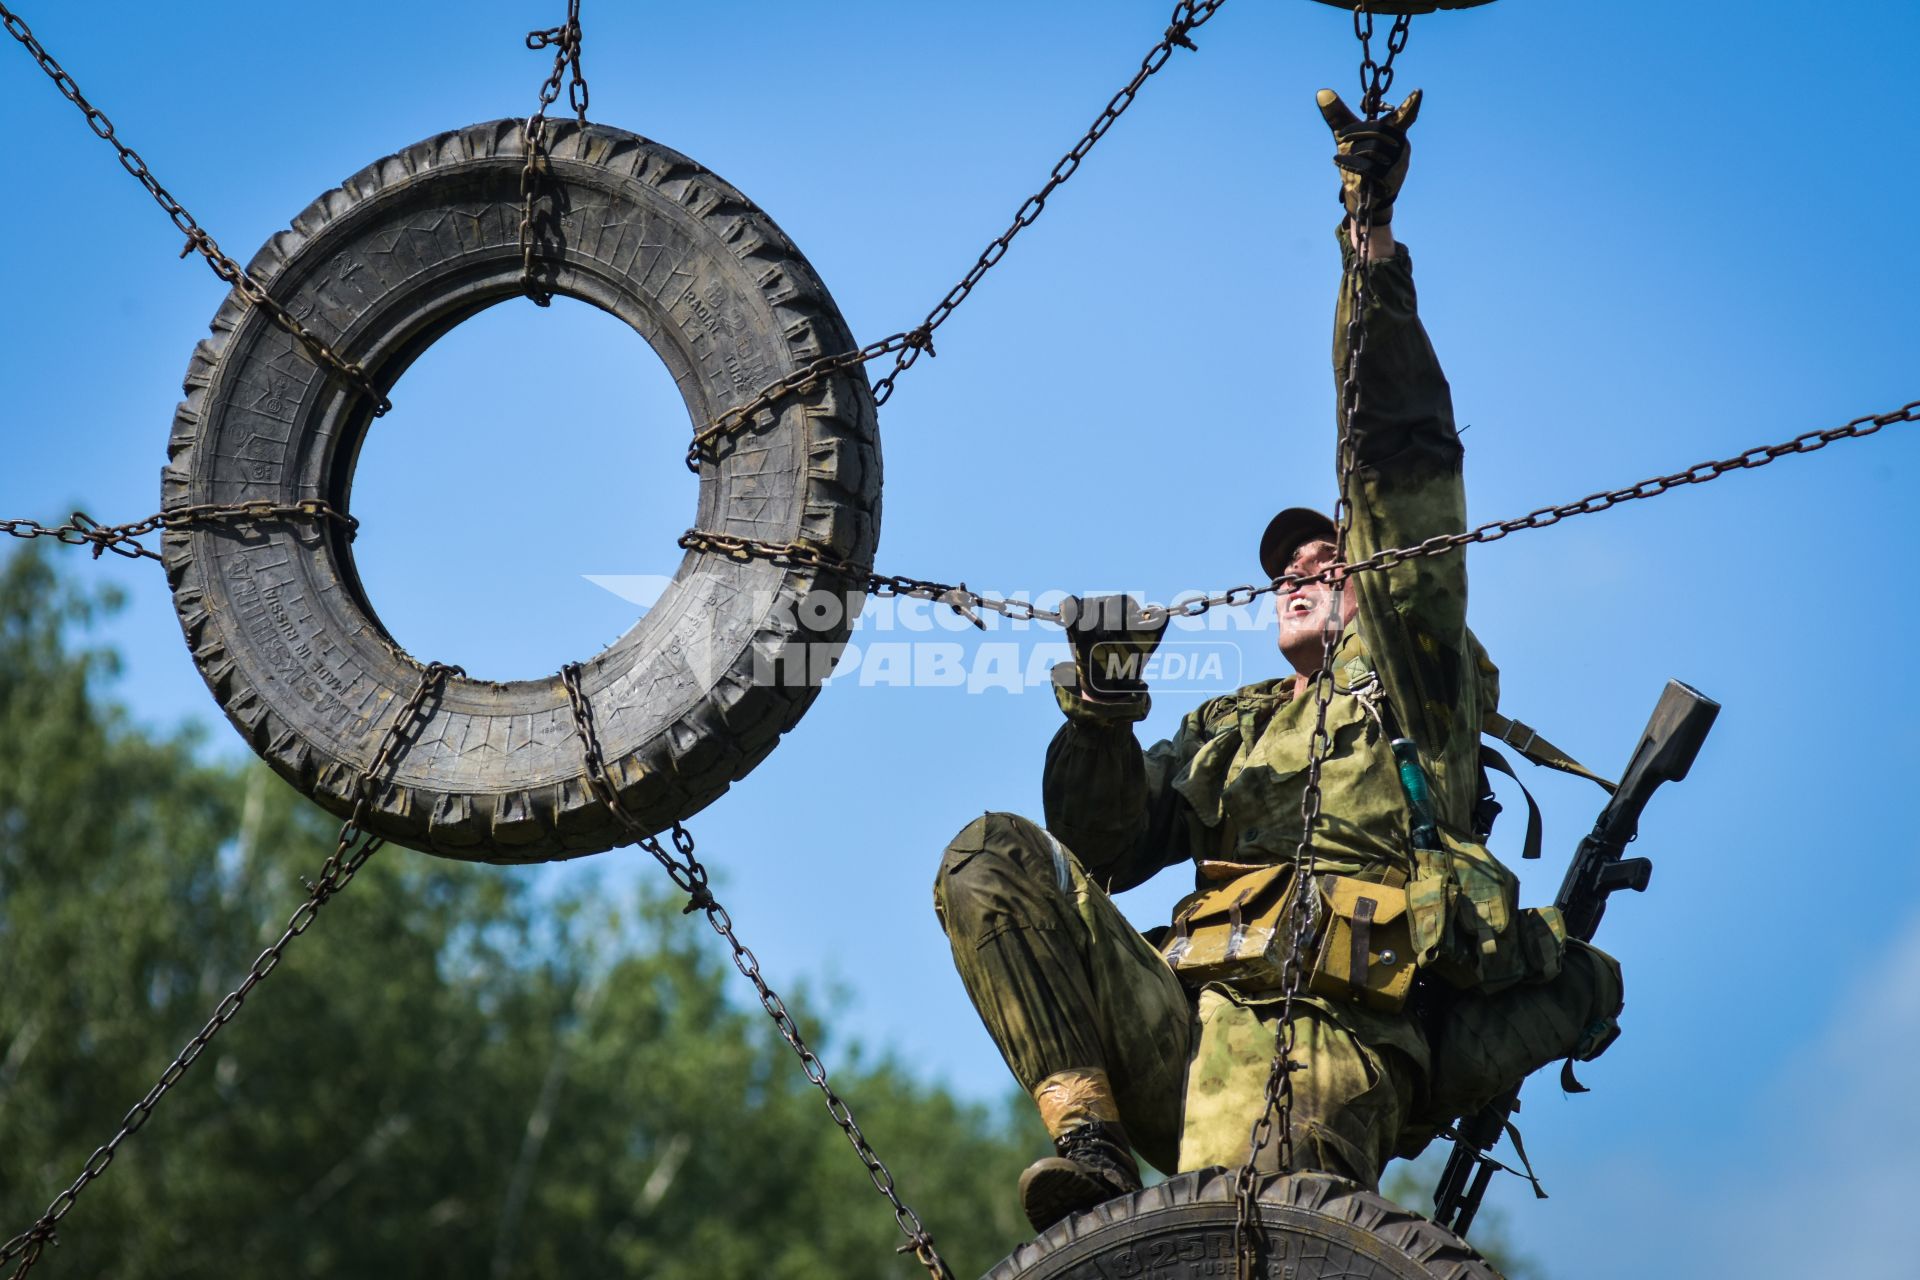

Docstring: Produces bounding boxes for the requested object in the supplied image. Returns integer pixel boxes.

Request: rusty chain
[675,529,1067,626]
[64,390,1917,633]
[557,664,956,1280]
[1,500,357,563]
[520,0,589,306]
[1355,5,1412,118]
[0,661,458,1280]
[676,387,1920,639]
[1147,393,1920,625]
[684,0,1230,471]
[0,4,391,417]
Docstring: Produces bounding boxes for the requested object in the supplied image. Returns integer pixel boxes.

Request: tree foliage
[0,549,1042,1278]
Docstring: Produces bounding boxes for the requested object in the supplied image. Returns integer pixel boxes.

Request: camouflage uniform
[934,227,1622,1191]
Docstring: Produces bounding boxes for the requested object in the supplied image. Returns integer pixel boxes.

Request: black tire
[162,120,879,862]
[985,1169,1502,1280]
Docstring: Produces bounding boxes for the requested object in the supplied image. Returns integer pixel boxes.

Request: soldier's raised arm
[1319,88,1485,827]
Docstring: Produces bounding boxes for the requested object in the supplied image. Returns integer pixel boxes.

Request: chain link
[1353,6,1412,119]
[1140,393,1920,628]
[684,0,1229,471]
[675,529,1067,626]
[0,3,392,417]
[0,661,458,1279]
[1,500,357,564]
[557,664,956,1280]
[519,0,589,307]
[680,386,1919,638]
[1328,396,1920,574]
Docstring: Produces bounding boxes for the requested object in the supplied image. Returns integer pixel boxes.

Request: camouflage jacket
[1044,228,1508,954]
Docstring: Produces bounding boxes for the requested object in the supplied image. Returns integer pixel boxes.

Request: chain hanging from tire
[0,661,458,1280]
[519,0,590,306]
[0,3,391,417]
[557,664,956,1280]
[1232,7,1409,1278]
[1,501,356,563]
[684,0,1229,470]
[677,386,1918,636]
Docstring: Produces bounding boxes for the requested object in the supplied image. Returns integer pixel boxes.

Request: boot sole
[1019,1159,1134,1233]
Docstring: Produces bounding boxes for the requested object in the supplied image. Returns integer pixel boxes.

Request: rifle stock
[1431,680,1719,1237]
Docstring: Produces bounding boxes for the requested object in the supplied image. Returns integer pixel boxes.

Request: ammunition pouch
[1407,831,1530,995]
[1158,867,1416,1014]
[1306,874,1416,1014]
[1160,865,1294,993]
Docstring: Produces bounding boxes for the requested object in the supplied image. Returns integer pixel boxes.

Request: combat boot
[1018,1119,1142,1232]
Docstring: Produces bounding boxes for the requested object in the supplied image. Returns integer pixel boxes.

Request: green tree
[0,548,1042,1278]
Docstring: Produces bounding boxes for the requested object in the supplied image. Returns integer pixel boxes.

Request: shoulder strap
[1479,746,1543,861]
[1482,711,1616,795]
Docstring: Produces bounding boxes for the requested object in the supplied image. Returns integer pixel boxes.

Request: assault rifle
[1430,679,1720,1237]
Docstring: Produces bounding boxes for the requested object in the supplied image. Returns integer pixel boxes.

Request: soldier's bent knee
[933,811,1067,938]
[937,811,1050,880]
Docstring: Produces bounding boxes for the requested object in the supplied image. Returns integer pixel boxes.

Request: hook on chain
[1352,3,1412,119]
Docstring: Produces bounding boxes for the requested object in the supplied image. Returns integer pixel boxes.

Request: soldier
[933,89,1626,1234]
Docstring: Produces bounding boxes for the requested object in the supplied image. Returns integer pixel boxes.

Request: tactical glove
[1061,594,1167,705]
[1316,87,1422,226]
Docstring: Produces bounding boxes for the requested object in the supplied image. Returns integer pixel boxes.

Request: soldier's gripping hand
[1060,594,1167,706]
[1316,86,1422,226]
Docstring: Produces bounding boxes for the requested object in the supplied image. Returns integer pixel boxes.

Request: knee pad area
[934,812,1067,940]
[938,811,1051,879]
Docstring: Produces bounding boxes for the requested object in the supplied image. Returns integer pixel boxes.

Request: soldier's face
[1277,539,1355,675]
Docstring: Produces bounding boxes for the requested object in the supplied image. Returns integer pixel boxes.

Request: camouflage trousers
[932,811,1418,1189]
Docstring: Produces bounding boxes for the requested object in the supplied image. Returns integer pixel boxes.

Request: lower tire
[984,1168,1501,1280]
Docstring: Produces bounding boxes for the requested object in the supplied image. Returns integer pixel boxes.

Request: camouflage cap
[1258,507,1337,581]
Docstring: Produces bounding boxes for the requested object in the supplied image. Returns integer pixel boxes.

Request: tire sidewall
[163,121,879,860]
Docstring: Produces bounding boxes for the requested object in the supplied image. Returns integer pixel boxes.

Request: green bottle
[1392,737,1441,852]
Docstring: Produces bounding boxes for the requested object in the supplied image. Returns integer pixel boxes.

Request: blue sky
[3,1,1917,1275]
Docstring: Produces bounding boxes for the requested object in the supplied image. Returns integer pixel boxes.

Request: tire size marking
[228,554,368,735]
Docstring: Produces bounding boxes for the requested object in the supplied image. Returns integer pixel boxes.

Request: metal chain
[1234,7,1402,1271]
[557,664,955,1280]
[1344,395,1920,563]
[0,3,391,417]
[1,500,358,563]
[684,0,1229,471]
[1354,6,1412,119]
[0,661,458,1280]
[1148,394,1920,626]
[519,0,589,307]
[681,385,1919,637]
[675,529,1066,626]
